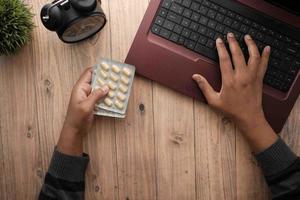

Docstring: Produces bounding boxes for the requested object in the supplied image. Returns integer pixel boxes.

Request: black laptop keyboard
[151,0,300,92]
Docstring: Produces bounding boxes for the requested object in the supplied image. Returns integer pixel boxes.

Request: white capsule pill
[100,62,110,71]
[97,78,105,86]
[120,76,130,85]
[100,70,108,79]
[108,91,115,98]
[104,98,113,107]
[122,67,132,77]
[117,92,126,101]
[108,81,117,90]
[110,73,119,82]
[119,84,128,93]
[112,65,121,74]
[115,100,124,110]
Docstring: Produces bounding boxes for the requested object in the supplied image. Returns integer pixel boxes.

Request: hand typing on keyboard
[193,33,278,152]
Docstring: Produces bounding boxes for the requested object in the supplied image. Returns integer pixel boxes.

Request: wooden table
[0,0,299,199]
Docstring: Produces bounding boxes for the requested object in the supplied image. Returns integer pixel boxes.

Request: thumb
[85,85,109,108]
[192,74,218,105]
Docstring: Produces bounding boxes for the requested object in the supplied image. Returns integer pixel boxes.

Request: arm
[39,68,109,200]
[193,33,300,199]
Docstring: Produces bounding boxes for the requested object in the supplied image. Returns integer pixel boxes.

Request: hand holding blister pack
[92,58,136,118]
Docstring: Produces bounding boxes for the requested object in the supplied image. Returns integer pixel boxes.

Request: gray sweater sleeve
[255,138,300,199]
[38,149,89,200]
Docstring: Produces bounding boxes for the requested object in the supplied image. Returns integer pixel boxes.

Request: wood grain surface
[0,0,299,199]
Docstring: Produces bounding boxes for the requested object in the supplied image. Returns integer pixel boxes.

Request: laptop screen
[265,0,300,16]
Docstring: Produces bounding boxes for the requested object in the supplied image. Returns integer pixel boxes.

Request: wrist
[62,117,88,137]
[234,111,267,133]
[57,122,84,156]
[234,112,278,153]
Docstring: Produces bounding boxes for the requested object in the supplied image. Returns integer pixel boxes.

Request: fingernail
[228,32,234,38]
[193,74,202,81]
[265,46,271,52]
[101,85,109,93]
[216,38,223,44]
[245,35,251,40]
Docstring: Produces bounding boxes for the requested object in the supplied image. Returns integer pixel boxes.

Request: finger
[244,35,260,67]
[258,46,271,80]
[192,74,218,105]
[81,83,92,94]
[227,33,246,71]
[77,67,93,85]
[216,38,233,81]
[84,85,109,109]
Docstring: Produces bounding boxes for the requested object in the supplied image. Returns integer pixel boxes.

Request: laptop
[125,0,300,133]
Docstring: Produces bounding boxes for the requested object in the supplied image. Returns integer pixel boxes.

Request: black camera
[41,0,107,43]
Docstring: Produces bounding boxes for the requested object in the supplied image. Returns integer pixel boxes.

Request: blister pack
[92,58,136,118]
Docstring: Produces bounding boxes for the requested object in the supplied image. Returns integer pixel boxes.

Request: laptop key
[207,9,217,19]
[198,36,208,45]
[184,39,196,50]
[239,24,249,34]
[170,3,184,14]
[207,20,217,29]
[167,12,183,24]
[194,44,217,60]
[199,16,209,25]
[248,28,257,38]
[210,3,219,10]
[216,13,225,23]
[163,20,175,30]
[243,18,251,25]
[198,26,207,35]
[191,12,200,21]
[190,22,199,31]
[236,14,243,21]
[206,28,215,39]
[178,36,185,45]
[174,24,183,34]
[151,24,161,35]
[202,0,211,7]
[216,24,225,33]
[284,46,298,56]
[199,6,208,15]
[190,32,200,41]
[181,18,191,27]
[232,21,241,30]
[206,39,215,49]
[219,7,227,15]
[224,17,233,26]
[158,8,168,17]
[271,49,281,58]
[191,2,200,11]
[182,28,191,37]
[162,0,172,8]
[294,41,300,49]
[183,8,193,18]
[174,0,182,3]
[264,35,274,45]
[182,0,192,8]
[159,28,171,39]
[227,11,236,18]
[155,16,164,26]
[170,33,180,42]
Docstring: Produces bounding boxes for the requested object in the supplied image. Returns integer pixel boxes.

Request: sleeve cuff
[47,148,90,182]
[255,138,297,177]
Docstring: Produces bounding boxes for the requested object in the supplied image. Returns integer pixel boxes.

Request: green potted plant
[0,0,34,56]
